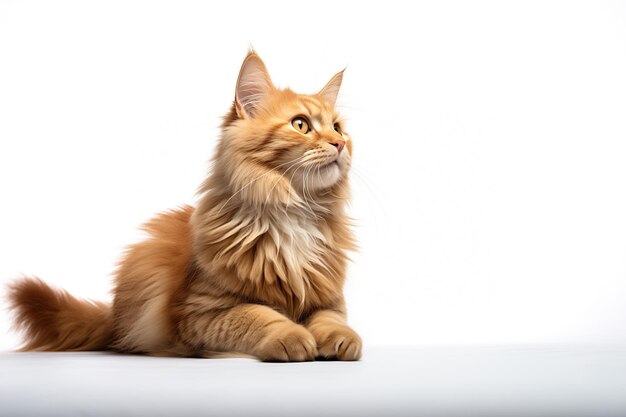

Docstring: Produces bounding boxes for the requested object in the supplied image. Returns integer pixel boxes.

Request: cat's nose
[330,140,345,153]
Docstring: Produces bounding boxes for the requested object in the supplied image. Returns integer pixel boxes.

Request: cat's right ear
[235,52,274,119]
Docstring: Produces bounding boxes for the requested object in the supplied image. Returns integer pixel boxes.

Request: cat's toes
[257,323,317,362]
[316,326,362,361]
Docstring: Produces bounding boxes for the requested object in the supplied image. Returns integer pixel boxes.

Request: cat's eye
[291,117,310,134]
[333,123,342,135]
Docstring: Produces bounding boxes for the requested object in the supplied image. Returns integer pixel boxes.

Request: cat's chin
[309,161,342,190]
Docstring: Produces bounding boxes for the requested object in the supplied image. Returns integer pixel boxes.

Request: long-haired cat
[7,51,361,362]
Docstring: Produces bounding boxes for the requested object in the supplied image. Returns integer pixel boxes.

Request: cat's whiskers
[216,155,305,216]
[261,157,305,213]
[305,163,325,214]
[301,163,326,219]
[302,165,317,217]
[316,162,322,191]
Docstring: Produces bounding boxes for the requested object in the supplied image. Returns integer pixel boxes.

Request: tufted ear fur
[235,52,274,118]
[318,70,344,107]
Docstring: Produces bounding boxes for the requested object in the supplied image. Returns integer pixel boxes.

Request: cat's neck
[195,163,349,226]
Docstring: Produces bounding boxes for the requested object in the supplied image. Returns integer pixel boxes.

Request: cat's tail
[7,276,113,351]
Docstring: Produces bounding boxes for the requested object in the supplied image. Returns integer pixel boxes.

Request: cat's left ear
[318,70,344,107]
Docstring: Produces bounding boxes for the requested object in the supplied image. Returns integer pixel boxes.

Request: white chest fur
[245,209,329,301]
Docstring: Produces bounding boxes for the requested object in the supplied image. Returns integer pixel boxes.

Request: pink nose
[330,140,345,153]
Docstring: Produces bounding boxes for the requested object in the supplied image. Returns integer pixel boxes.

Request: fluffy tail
[7,277,113,351]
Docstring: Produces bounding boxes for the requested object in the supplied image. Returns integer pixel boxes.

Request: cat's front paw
[314,325,362,361]
[256,323,317,362]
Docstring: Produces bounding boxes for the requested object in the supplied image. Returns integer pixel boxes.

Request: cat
[7,51,362,362]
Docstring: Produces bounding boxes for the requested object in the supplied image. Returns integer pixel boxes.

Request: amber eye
[291,117,310,134]
[334,123,342,135]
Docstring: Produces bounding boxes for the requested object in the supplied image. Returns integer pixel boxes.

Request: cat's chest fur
[238,211,331,299]
[194,206,344,314]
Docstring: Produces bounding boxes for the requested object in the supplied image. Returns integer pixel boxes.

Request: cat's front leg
[305,309,362,361]
[177,303,317,362]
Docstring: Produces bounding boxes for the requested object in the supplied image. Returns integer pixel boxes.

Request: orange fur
[7,51,361,361]
[8,277,111,351]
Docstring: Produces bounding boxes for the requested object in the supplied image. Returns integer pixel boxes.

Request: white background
[1,0,625,351]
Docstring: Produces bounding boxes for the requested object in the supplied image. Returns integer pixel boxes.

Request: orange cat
[8,51,361,361]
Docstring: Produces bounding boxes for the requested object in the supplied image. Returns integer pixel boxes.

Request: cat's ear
[318,69,344,107]
[235,52,274,119]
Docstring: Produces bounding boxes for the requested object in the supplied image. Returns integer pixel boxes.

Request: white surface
[2,346,626,417]
[2,1,626,350]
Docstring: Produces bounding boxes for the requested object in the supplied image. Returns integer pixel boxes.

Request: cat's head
[215,51,351,208]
